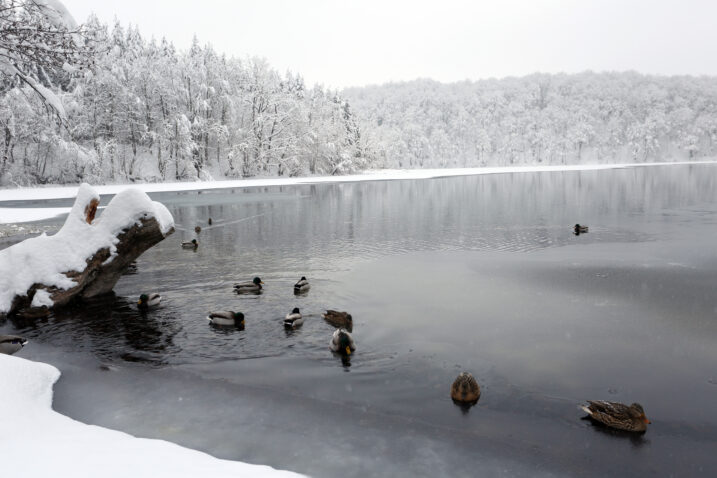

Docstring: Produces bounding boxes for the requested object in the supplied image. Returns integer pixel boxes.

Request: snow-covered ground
[1,161,716,224]
[0,353,302,478]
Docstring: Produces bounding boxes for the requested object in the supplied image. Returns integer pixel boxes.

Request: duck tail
[579,404,592,415]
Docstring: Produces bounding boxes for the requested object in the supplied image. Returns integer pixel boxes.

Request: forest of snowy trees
[1,2,717,186]
[345,74,717,169]
[0,11,374,186]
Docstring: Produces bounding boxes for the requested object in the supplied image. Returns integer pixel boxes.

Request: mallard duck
[330,328,356,355]
[181,239,198,249]
[322,310,352,329]
[451,372,481,404]
[195,226,202,233]
[234,277,263,293]
[574,224,589,234]
[294,276,310,293]
[0,335,28,355]
[137,293,161,309]
[207,311,245,327]
[580,401,650,432]
[283,307,304,328]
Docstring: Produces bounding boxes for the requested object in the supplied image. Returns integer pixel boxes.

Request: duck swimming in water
[574,224,589,234]
[580,400,650,432]
[451,372,481,404]
[330,328,356,356]
[137,293,161,309]
[207,311,245,327]
[294,276,310,293]
[181,239,198,249]
[195,226,202,233]
[283,307,303,328]
[234,277,263,293]
[322,310,352,330]
[0,335,28,355]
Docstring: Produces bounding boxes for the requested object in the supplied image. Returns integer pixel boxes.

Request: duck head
[339,332,352,355]
[629,403,651,424]
[234,311,245,325]
[138,294,149,306]
[253,277,264,285]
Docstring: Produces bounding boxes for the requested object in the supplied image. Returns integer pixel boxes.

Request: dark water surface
[2,165,717,476]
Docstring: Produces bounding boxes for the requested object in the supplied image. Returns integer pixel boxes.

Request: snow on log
[0,184,174,316]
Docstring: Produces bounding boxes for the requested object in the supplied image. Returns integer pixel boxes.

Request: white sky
[62,0,717,89]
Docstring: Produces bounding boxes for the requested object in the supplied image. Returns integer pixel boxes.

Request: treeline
[0,16,375,185]
[344,73,717,168]
[3,10,717,187]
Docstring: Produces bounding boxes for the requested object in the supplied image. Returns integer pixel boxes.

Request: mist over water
[3,165,717,476]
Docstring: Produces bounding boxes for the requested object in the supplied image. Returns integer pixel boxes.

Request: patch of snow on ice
[0,354,303,478]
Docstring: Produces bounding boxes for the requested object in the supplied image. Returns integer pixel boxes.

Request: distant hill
[344,73,717,169]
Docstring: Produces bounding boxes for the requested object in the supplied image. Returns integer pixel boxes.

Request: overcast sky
[62,0,717,89]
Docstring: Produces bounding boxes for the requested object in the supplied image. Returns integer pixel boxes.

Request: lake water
[2,165,717,476]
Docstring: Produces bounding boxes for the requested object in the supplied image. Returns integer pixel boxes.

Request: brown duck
[580,400,650,432]
[322,310,352,330]
[451,372,481,404]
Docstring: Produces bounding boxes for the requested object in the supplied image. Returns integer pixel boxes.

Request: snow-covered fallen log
[0,184,174,316]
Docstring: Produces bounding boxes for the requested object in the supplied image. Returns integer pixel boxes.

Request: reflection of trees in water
[163,166,717,263]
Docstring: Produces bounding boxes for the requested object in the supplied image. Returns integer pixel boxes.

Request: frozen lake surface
[2,164,717,476]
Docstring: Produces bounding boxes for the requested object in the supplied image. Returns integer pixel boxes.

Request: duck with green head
[234,277,263,293]
[137,293,161,309]
[330,328,356,356]
[181,239,198,249]
[294,276,310,293]
[0,335,28,355]
[283,307,303,328]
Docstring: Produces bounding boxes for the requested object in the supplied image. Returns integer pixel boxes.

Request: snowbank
[0,184,174,314]
[1,160,716,209]
[0,353,303,477]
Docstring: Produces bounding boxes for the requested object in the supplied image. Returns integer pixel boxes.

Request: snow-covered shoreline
[2,161,716,224]
[0,353,303,477]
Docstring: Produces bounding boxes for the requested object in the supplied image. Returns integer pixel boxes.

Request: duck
[330,328,356,355]
[234,277,263,293]
[580,400,650,432]
[451,372,481,404]
[207,311,245,327]
[294,276,310,293]
[0,335,28,355]
[208,218,213,225]
[137,293,161,309]
[574,224,589,234]
[322,310,352,330]
[195,226,202,233]
[283,307,304,328]
[181,239,199,249]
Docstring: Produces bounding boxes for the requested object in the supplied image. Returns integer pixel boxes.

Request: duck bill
[643,416,651,424]
[345,346,351,355]
[137,300,142,305]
